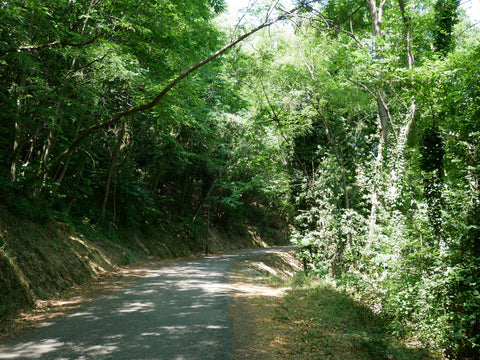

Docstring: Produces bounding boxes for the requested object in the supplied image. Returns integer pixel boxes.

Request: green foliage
[321,0,371,36]
[277,274,432,359]
[279,2,480,358]
[1,1,479,357]
[0,0,271,233]
[433,0,461,54]
[420,125,445,174]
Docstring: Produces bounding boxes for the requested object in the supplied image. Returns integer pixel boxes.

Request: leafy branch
[0,30,108,57]
[47,3,308,173]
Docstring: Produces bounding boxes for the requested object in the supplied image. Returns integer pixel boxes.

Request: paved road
[0,246,297,360]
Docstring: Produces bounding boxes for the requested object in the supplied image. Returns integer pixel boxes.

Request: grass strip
[275,274,437,359]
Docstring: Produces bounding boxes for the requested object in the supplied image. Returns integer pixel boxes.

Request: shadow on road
[0,247,297,360]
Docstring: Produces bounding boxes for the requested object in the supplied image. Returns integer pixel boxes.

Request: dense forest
[0,0,479,358]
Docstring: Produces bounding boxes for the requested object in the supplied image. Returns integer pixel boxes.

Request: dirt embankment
[0,207,288,329]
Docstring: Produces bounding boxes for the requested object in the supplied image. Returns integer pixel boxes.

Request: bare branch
[325,22,364,47]
[345,77,376,97]
[63,54,108,80]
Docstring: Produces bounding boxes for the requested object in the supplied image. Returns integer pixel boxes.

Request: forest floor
[229,251,440,360]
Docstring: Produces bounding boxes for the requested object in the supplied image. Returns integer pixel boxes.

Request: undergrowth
[275,272,436,359]
[248,272,433,360]
[234,253,438,359]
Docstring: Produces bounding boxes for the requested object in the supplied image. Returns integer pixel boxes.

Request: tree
[245,1,479,356]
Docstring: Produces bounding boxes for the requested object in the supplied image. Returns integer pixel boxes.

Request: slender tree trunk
[10,63,29,182]
[112,171,119,225]
[205,199,210,255]
[66,163,85,215]
[54,118,85,186]
[24,122,42,166]
[365,135,384,253]
[39,116,56,175]
[37,92,66,190]
[100,123,126,221]
[366,0,386,55]
[364,0,388,251]
[367,0,390,148]
[376,90,391,148]
[10,113,21,182]
[398,0,414,70]
[389,0,416,203]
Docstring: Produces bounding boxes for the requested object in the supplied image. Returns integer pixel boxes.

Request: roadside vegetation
[278,274,436,360]
[231,252,436,359]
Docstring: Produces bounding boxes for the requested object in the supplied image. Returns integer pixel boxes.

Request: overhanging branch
[0,30,107,57]
[47,4,306,173]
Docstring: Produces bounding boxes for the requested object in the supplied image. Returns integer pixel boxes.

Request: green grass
[274,273,436,360]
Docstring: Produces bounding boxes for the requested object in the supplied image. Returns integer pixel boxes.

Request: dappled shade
[0,247,296,359]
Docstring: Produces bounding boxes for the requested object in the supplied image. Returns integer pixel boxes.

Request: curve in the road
[0,246,297,360]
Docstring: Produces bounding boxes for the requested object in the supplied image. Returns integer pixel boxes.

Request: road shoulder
[229,251,300,359]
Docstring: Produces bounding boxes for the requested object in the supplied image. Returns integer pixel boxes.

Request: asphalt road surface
[0,246,297,360]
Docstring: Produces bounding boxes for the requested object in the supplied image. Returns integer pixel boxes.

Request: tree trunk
[205,199,210,255]
[364,0,388,252]
[10,114,21,183]
[398,0,415,70]
[10,62,29,182]
[36,91,67,192]
[388,0,416,203]
[365,135,384,253]
[66,163,85,215]
[54,117,86,186]
[100,123,126,221]
[366,0,386,55]
[376,90,391,148]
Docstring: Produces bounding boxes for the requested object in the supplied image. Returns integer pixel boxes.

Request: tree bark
[376,90,391,148]
[54,117,86,186]
[66,163,85,215]
[364,0,388,251]
[10,61,29,182]
[10,114,21,182]
[100,123,126,221]
[398,0,415,70]
[388,0,416,203]
[366,0,386,53]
